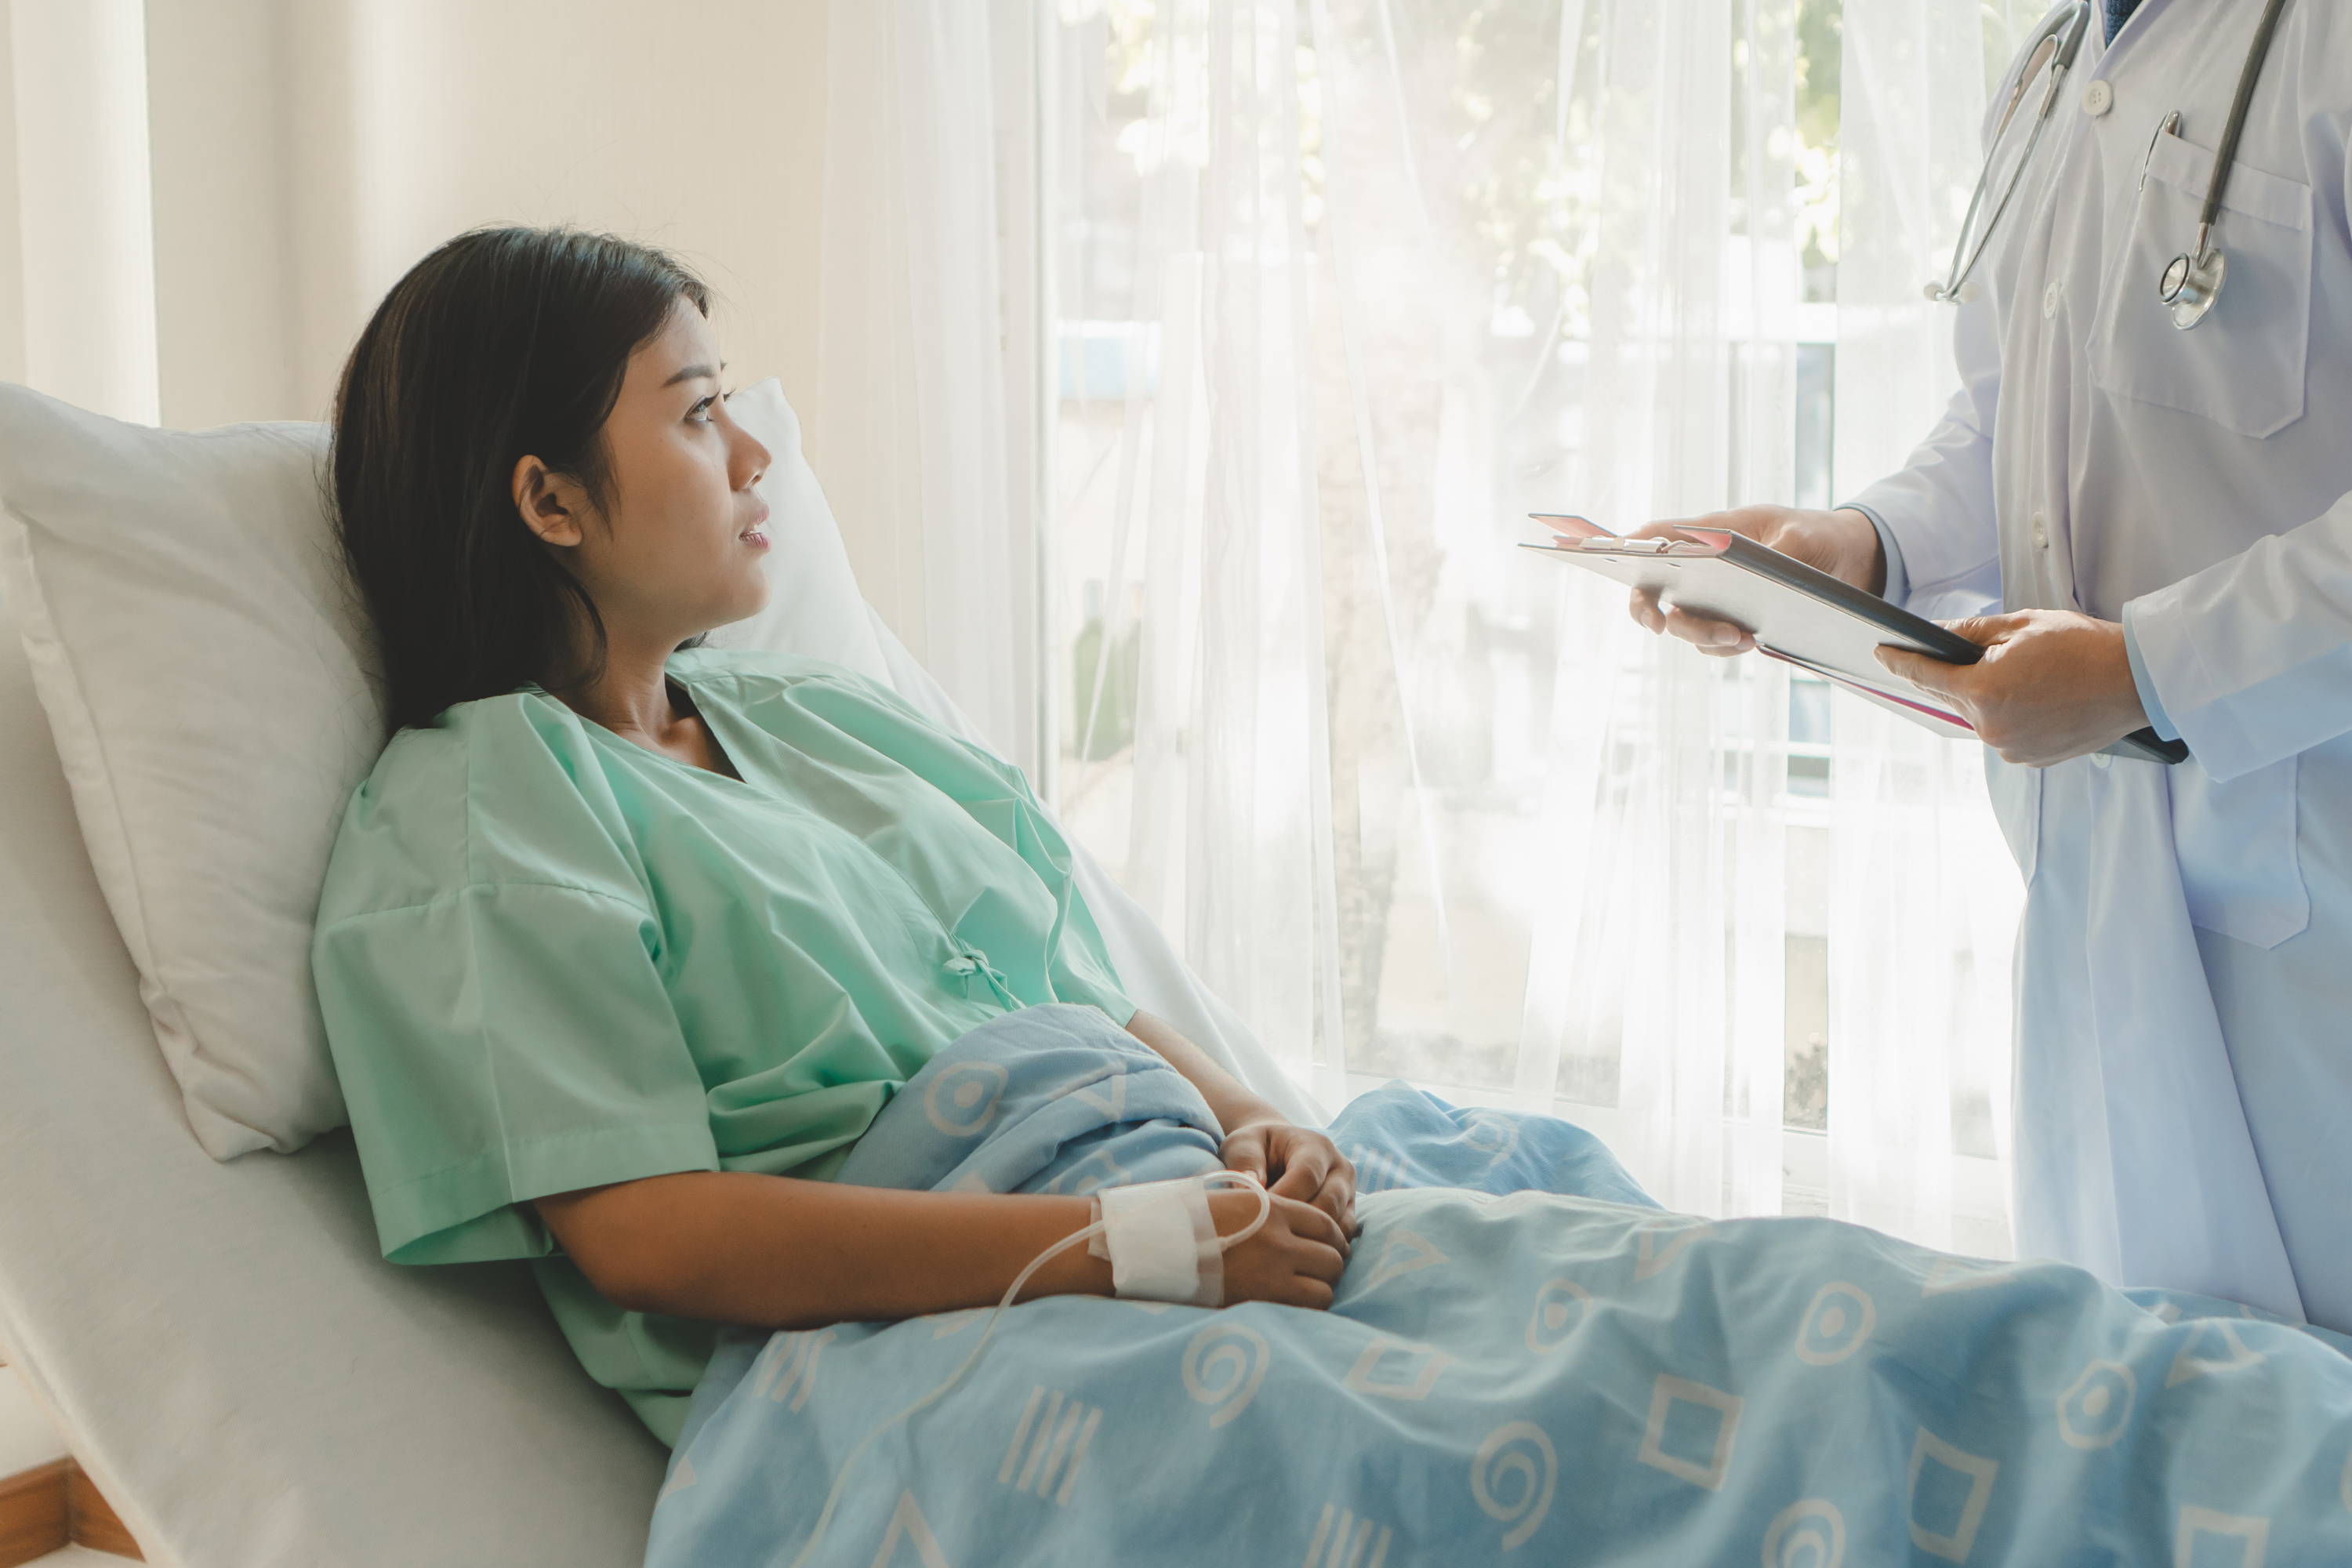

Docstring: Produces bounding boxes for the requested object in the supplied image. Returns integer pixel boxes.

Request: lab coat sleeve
[1838,258,2005,620]
[2121,615,2182,742]
[2122,485,2352,780]
[1842,501,1914,606]
[2119,115,2352,782]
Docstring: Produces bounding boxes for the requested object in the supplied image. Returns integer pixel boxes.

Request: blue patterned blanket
[644,1004,2352,1566]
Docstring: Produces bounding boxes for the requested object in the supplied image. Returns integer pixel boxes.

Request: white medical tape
[1087,1176,1224,1307]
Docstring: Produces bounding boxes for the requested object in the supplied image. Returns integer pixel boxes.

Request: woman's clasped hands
[1208,1120,1359,1310]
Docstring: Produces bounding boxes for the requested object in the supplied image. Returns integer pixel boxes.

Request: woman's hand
[1209,1188,1351,1309]
[1220,1121,1359,1236]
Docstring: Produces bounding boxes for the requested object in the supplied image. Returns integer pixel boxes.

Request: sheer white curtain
[835,0,2029,1253]
[1825,0,2029,1253]
[812,0,1039,767]
[1050,0,1339,1094]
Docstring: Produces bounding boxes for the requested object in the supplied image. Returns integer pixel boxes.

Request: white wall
[4,0,831,430]
[5,0,160,424]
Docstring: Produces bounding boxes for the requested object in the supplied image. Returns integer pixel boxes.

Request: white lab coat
[1848,0,2352,1329]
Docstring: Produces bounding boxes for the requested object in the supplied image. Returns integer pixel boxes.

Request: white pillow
[0,378,815,1160]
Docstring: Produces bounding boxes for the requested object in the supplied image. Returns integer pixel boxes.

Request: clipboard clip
[1527,514,1715,556]
[1577,533,1718,557]
[1528,512,1613,541]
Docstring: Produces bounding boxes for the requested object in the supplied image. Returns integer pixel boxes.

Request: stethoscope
[1926,0,2291,331]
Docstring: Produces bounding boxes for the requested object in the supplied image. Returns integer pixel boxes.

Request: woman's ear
[512,454,589,548]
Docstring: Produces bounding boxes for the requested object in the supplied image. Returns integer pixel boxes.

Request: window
[1036,0,2025,1251]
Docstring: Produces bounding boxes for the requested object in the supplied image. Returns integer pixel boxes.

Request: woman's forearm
[1122,1007,1283,1134]
[539,1010,1286,1330]
[537,1173,1111,1329]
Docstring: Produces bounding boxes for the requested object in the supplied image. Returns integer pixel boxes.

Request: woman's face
[515,295,774,652]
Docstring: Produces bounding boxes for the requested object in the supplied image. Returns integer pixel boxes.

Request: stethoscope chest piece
[2159,245,2225,329]
[2147,0,2292,332]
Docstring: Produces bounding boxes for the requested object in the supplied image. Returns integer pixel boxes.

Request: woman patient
[310,225,1352,1448]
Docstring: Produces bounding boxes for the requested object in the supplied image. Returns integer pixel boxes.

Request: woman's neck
[546,632,689,745]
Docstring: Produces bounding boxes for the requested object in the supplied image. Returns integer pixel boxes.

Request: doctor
[1633,0,2350,1330]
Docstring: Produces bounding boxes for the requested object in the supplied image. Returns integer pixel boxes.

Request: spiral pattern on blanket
[1760,1498,1844,1568]
[1181,1322,1269,1429]
[1471,1421,1556,1550]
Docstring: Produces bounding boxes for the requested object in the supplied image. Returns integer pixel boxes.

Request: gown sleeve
[312,878,719,1266]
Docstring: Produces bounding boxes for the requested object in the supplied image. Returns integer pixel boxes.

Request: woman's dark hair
[331,223,713,734]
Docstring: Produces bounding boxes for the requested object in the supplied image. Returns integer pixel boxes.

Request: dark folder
[1523,514,2188,765]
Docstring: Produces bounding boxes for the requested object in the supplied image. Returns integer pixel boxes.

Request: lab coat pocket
[2090,127,2313,438]
[2170,753,2308,949]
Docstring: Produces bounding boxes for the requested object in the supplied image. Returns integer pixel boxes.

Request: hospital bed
[16,381,2345,1568]
[0,380,1313,1567]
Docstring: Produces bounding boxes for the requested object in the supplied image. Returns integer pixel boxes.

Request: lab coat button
[2030,513,2049,549]
[2082,80,2113,118]
[2091,750,2112,769]
[2042,281,2061,319]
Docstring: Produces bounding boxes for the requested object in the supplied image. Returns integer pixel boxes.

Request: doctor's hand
[1875,609,2148,768]
[1626,505,1887,657]
[1220,1121,1359,1237]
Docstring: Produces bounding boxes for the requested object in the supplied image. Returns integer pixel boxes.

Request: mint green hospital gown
[309,647,1134,1447]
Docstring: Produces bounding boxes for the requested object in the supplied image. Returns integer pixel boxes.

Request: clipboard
[1523,513,2189,765]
